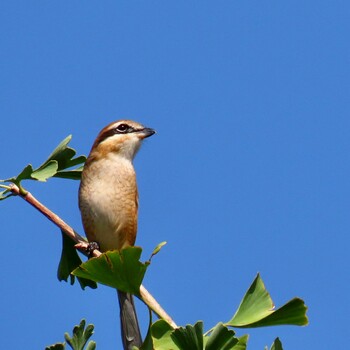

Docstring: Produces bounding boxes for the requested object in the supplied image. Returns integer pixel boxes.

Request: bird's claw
[86,241,100,257]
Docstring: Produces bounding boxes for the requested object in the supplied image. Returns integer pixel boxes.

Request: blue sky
[0,1,349,349]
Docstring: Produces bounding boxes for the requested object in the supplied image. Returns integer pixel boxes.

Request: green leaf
[41,135,86,171]
[229,274,274,326]
[64,155,86,169]
[54,170,83,180]
[12,164,34,183]
[247,298,308,327]
[31,160,58,181]
[57,231,97,290]
[227,274,308,328]
[43,135,75,169]
[149,241,167,262]
[151,320,180,350]
[45,344,66,350]
[232,335,249,350]
[72,247,147,296]
[0,184,12,201]
[152,321,242,350]
[35,135,86,178]
[1,135,86,190]
[64,319,95,350]
[270,337,283,350]
[205,323,238,350]
[54,164,85,180]
[85,342,96,350]
[2,164,34,188]
[45,135,73,162]
[171,321,204,350]
[139,307,154,350]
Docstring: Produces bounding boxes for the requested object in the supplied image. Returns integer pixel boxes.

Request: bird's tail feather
[117,290,142,349]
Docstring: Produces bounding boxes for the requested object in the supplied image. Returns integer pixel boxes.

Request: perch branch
[9,183,177,329]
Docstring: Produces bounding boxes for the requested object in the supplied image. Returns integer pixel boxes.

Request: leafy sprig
[0,135,86,199]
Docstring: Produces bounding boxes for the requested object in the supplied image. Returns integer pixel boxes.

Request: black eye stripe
[115,125,146,135]
[95,124,144,146]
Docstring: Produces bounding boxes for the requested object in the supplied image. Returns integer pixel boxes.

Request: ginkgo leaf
[228,274,308,328]
[72,247,147,296]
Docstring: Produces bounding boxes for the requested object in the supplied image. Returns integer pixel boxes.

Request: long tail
[117,290,142,349]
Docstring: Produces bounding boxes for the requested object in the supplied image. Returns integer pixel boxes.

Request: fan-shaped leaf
[72,247,147,296]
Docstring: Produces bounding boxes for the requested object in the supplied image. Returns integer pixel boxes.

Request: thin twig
[9,183,177,329]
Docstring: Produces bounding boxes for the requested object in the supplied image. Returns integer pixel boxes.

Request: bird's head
[88,120,156,162]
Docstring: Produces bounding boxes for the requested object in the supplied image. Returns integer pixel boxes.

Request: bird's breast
[79,156,138,251]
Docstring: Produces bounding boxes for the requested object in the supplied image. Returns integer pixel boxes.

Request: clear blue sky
[1,1,348,349]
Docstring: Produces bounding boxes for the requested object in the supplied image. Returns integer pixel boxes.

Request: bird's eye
[115,124,130,133]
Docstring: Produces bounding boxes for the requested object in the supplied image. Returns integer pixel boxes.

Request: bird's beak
[138,127,156,139]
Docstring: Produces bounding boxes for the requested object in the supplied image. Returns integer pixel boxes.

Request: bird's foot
[86,241,100,257]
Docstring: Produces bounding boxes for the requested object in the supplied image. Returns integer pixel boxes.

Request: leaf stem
[0,184,12,190]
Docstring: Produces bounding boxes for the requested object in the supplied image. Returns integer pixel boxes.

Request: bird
[78,120,155,349]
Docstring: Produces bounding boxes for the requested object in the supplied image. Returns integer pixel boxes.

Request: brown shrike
[79,120,155,349]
